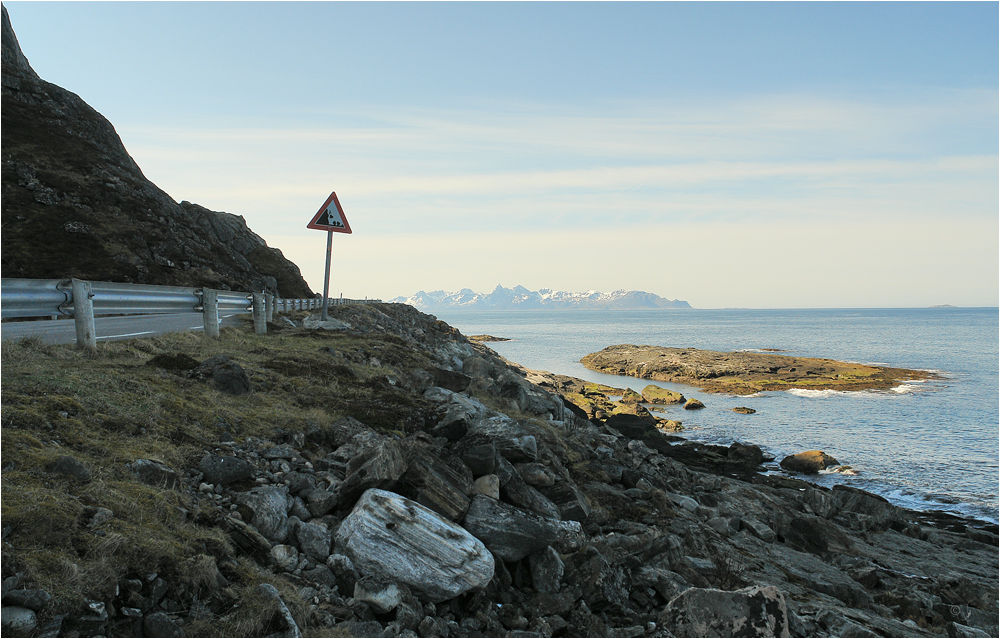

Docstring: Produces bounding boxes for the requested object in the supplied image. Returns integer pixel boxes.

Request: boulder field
[1,303,996,638]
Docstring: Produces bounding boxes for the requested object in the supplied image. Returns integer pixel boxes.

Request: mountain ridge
[392,284,692,310]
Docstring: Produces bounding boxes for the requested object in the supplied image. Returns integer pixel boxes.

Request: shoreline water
[512,358,1000,533]
[434,307,1000,526]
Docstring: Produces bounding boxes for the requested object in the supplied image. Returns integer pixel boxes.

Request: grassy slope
[0,308,463,635]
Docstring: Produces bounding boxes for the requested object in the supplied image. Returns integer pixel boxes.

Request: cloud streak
[117,90,997,306]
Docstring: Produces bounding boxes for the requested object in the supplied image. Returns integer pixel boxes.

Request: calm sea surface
[432,308,999,524]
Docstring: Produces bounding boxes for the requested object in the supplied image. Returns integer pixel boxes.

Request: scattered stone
[733,406,756,414]
[129,459,179,489]
[660,585,789,638]
[684,398,706,410]
[198,454,253,486]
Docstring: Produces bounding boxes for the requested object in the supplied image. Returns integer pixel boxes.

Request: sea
[431,307,999,525]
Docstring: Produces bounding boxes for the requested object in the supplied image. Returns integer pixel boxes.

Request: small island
[581,345,936,395]
[467,334,511,342]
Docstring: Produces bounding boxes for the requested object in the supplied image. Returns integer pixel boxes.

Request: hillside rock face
[0,7,312,297]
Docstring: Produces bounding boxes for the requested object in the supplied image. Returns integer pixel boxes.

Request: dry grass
[0,312,443,631]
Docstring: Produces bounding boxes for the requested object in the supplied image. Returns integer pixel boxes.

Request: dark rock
[234,486,290,544]
[563,546,630,612]
[198,454,253,486]
[831,485,903,531]
[305,489,339,518]
[469,416,538,463]
[45,455,91,482]
[494,455,562,519]
[146,353,200,371]
[302,565,337,588]
[1,606,38,637]
[430,367,473,393]
[538,481,593,523]
[397,441,472,521]
[143,611,184,638]
[354,575,402,614]
[129,459,179,489]
[256,583,301,637]
[775,513,854,558]
[528,546,565,594]
[462,494,584,562]
[456,441,497,477]
[338,440,408,504]
[660,585,789,637]
[197,355,252,395]
[2,589,50,611]
[683,398,706,410]
[294,520,332,563]
[326,554,360,595]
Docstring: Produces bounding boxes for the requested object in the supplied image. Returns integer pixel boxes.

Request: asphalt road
[1,312,249,345]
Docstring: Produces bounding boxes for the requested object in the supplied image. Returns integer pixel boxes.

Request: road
[0,312,249,345]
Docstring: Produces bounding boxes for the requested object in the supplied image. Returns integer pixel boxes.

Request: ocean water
[432,307,1000,524]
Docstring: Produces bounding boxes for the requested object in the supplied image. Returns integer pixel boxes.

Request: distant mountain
[391,285,692,310]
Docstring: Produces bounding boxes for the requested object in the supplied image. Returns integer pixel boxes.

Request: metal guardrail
[1,277,382,348]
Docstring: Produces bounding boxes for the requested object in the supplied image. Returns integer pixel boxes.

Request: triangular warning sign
[307,191,352,233]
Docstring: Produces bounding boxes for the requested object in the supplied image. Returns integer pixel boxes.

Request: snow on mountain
[390,285,692,310]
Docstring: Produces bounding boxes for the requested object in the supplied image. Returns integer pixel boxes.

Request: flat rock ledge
[581,345,937,395]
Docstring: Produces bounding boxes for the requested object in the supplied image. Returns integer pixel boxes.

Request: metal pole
[321,230,333,321]
[203,288,220,339]
[71,278,96,350]
[252,293,267,334]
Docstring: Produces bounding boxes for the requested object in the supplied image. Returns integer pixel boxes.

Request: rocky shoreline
[580,345,938,395]
[2,303,996,637]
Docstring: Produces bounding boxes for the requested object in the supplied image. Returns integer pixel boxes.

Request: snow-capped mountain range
[390,285,692,311]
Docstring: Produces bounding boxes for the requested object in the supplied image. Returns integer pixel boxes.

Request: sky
[5,1,998,308]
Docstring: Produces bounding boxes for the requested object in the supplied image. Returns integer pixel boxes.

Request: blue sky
[6,1,998,308]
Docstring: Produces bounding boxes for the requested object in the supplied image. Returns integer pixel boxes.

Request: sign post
[307,191,353,320]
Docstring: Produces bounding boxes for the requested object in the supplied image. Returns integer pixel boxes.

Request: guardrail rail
[1,277,380,349]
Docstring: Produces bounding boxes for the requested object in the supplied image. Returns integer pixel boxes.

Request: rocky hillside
[0,7,312,298]
[1,302,996,637]
[393,285,692,311]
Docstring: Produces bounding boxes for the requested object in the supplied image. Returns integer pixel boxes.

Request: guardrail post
[252,293,267,334]
[71,278,97,350]
[202,289,220,339]
[266,294,274,323]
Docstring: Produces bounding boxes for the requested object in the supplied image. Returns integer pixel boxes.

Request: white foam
[786,388,851,399]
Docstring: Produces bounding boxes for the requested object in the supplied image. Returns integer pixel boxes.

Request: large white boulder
[335,489,494,602]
